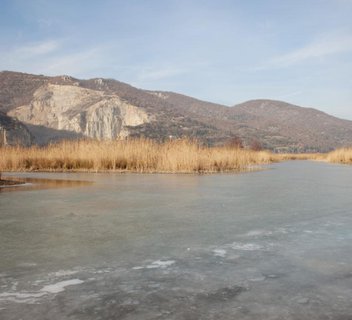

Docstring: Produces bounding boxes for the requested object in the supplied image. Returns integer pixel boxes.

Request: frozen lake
[0,161,351,319]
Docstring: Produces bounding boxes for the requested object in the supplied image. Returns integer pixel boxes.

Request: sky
[0,0,351,119]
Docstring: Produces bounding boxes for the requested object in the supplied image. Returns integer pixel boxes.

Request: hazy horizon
[1,0,351,119]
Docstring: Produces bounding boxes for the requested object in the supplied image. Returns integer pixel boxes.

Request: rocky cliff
[1,71,352,152]
[8,84,149,141]
[0,112,32,146]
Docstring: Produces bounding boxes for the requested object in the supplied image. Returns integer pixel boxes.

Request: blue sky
[1,0,352,119]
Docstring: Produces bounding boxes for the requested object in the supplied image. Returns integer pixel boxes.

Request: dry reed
[274,148,352,164]
[0,138,274,173]
[326,148,352,164]
[273,153,325,161]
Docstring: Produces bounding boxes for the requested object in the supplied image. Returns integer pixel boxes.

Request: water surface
[0,161,351,319]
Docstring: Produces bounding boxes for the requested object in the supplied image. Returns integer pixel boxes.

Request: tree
[226,136,243,149]
[250,139,262,151]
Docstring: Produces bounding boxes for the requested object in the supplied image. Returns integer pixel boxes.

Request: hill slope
[1,71,351,152]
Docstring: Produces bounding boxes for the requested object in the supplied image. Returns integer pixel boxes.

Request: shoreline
[0,164,267,175]
[0,179,25,187]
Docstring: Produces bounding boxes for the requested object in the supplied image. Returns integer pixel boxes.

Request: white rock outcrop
[8,84,149,140]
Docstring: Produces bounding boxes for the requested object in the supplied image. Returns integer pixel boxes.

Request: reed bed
[274,148,352,164]
[274,153,325,161]
[326,148,352,165]
[0,139,274,173]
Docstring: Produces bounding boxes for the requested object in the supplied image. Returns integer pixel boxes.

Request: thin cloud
[42,48,103,76]
[260,34,352,69]
[0,40,62,72]
[135,60,211,83]
[16,40,60,56]
[0,41,115,78]
[137,66,189,81]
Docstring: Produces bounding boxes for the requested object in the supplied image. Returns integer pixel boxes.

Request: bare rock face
[8,84,149,140]
[0,112,32,146]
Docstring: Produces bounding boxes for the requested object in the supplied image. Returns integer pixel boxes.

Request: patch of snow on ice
[40,279,84,294]
[132,266,144,270]
[246,230,273,237]
[133,260,175,270]
[0,291,46,304]
[249,276,266,282]
[53,270,79,277]
[18,262,37,268]
[212,249,227,257]
[0,279,84,304]
[230,242,263,251]
[146,260,175,269]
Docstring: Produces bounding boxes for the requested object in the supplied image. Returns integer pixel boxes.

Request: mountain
[146,92,352,152]
[1,71,351,152]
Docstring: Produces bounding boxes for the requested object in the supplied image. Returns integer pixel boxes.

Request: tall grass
[275,148,352,164]
[0,138,274,173]
[326,148,352,164]
[273,153,325,161]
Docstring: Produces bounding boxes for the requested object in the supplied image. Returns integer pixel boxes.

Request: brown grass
[325,148,352,164]
[273,153,325,161]
[0,138,275,173]
[274,148,352,165]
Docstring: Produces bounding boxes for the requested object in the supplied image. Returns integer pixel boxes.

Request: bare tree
[250,139,262,151]
[226,136,243,149]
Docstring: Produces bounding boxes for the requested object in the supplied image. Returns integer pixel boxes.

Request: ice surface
[229,242,263,251]
[1,162,352,319]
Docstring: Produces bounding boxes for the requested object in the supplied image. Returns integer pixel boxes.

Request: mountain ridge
[1,70,351,152]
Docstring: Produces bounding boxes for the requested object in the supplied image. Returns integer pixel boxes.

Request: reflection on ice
[0,175,92,193]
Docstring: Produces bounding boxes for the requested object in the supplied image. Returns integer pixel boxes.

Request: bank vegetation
[274,148,352,164]
[2,139,352,174]
[325,148,352,165]
[0,138,274,173]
